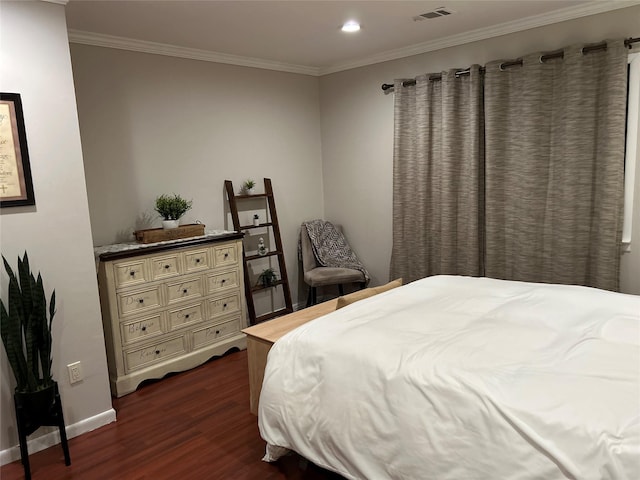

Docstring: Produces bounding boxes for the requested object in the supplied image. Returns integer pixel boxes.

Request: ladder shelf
[224,178,293,325]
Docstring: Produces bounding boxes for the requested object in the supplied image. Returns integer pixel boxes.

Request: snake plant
[0,252,56,394]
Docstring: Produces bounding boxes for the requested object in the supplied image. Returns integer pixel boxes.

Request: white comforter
[258,276,640,479]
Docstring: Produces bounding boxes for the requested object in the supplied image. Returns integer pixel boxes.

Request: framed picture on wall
[0,92,35,207]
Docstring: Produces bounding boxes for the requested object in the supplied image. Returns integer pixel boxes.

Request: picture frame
[0,93,35,207]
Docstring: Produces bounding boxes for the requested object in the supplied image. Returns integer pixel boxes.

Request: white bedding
[258,276,640,480]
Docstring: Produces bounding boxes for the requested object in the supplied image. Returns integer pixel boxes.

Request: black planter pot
[14,384,56,430]
[14,381,71,480]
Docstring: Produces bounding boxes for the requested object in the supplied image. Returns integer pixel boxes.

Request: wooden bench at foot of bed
[242,299,338,415]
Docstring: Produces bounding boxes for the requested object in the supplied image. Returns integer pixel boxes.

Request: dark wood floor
[1,349,344,480]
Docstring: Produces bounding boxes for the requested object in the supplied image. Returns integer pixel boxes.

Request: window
[623,52,640,251]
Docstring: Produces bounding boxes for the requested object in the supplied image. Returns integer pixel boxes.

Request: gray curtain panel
[390,66,484,283]
[484,40,628,291]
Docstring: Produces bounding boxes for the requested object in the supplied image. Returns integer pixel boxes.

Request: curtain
[484,40,628,291]
[390,66,484,283]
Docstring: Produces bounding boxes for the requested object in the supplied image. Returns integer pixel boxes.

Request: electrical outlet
[67,361,83,384]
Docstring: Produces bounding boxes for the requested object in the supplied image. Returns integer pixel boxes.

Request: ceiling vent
[413,7,454,21]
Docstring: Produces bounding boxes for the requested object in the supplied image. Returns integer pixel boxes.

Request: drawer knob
[196,258,201,263]
[183,289,188,294]
[138,299,144,304]
[224,253,229,258]
[141,326,147,332]
[185,314,190,319]
[215,330,220,335]
[221,279,226,284]
[155,350,160,355]
[164,264,170,269]
[223,303,227,308]
[129,271,135,277]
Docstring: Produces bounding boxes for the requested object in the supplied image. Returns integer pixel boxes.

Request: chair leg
[306,287,318,307]
[306,287,313,307]
[338,284,344,296]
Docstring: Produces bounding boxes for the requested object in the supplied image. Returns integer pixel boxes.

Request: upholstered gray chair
[300,225,366,306]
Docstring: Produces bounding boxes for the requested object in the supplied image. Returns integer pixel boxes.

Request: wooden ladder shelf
[225,178,293,325]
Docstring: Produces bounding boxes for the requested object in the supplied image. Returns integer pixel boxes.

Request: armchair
[300,223,366,306]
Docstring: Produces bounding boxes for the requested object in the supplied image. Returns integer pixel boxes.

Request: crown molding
[67,0,640,77]
[319,0,640,75]
[67,30,321,77]
[41,0,69,5]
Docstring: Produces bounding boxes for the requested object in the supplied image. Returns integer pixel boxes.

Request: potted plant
[154,193,193,229]
[1,252,70,476]
[258,268,277,287]
[242,179,256,195]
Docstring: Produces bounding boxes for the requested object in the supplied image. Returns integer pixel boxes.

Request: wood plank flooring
[1,349,344,480]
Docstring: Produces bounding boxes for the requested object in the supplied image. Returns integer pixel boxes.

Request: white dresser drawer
[114,259,148,288]
[168,302,204,330]
[206,269,238,293]
[150,254,181,281]
[165,276,203,304]
[207,292,240,319]
[184,249,210,273]
[118,286,162,316]
[192,317,240,350]
[213,244,237,267]
[125,335,187,372]
[120,314,164,345]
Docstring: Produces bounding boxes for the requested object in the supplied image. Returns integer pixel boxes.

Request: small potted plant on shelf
[155,193,193,229]
[242,179,256,195]
[258,268,277,287]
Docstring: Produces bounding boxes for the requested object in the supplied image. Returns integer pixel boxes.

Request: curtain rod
[381,36,640,92]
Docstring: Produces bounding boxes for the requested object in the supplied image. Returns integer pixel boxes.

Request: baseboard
[0,408,117,466]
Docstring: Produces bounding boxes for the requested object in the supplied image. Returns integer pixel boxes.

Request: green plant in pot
[155,193,193,229]
[242,179,256,195]
[258,268,277,287]
[1,252,56,398]
[1,252,70,476]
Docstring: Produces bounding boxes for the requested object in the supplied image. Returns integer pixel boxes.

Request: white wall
[319,5,640,294]
[0,1,114,460]
[70,44,325,306]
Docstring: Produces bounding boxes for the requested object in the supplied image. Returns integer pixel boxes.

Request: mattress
[258,275,640,479]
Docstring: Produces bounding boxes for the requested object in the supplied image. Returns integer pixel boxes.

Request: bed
[258,275,640,479]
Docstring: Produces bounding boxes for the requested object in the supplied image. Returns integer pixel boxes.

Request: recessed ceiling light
[341,20,360,33]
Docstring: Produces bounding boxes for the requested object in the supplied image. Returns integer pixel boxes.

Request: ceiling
[64,1,638,75]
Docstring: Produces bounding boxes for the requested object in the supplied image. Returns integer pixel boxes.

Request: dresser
[96,233,247,397]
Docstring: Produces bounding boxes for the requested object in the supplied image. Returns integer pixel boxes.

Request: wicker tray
[134,224,205,244]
